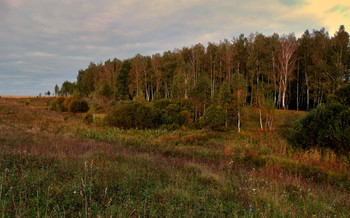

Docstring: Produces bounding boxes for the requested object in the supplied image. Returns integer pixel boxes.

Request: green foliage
[190,74,211,104]
[231,73,247,132]
[264,98,276,130]
[104,102,162,129]
[199,104,227,131]
[116,60,131,100]
[132,91,146,103]
[54,84,59,96]
[163,100,193,127]
[152,92,162,101]
[218,81,232,109]
[49,97,66,111]
[231,73,247,107]
[60,81,76,97]
[99,83,113,99]
[68,99,89,113]
[327,82,350,107]
[153,99,171,110]
[50,96,89,113]
[290,103,350,151]
[104,100,194,129]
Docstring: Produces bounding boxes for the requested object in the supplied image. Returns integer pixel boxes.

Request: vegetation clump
[68,98,89,113]
[199,104,227,131]
[291,104,350,151]
[104,102,162,129]
[49,96,66,111]
[49,96,89,113]
[291,83,350,152]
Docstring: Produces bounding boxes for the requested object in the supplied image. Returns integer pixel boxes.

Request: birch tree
[278,34,298,109]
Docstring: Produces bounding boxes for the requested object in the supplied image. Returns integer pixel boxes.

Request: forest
[56,26,349,112]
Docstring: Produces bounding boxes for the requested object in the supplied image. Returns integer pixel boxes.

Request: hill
[0,98,349,217]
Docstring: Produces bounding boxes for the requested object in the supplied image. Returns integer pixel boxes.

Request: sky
[1,0,350,95]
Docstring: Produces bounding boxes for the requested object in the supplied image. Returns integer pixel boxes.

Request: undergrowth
[0,99,349,217]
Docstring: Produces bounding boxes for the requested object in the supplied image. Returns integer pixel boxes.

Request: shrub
[199,104,227,131]
[49,97,66,111]
[104,102,162,129]
[153,99,171,110]
[163,101,193,127]
[68,99,89,113]
[327,82,350,107]
[63,96,74,109]
[290,103,350,151]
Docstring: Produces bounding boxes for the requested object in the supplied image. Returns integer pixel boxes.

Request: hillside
[0,98,349,217]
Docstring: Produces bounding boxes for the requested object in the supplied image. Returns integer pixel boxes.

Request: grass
[0,98,349,217]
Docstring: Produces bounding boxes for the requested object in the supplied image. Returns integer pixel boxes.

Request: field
[0,98,349,217]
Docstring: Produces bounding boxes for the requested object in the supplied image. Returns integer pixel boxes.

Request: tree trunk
[237,110,241,133]
[259,108,263,130]
[277,75,282,108]
[282,83,287,109]
[305,72,310,111]
[225,108,228,128]
[297,60,299,111]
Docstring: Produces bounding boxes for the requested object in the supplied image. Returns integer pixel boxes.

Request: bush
[153,99,171,110]
[49,97,66,111]
[199,104,227,131]
[327,82,350,107]
[290,103,350,151]
[68,99,89,113]
[162,100,193,127]
[63,96,74,109]
[104,102,162,129]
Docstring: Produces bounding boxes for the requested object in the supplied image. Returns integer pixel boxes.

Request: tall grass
[0,99,349,216]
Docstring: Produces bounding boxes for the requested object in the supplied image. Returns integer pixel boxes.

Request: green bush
[199,104,227,131]
[162,100,193,127]
[49,97,66,111]
[327,82,350,107]
[104,102,162,129]
[153,99,171,110]
[68,99,89,113]
[290,103,350,151]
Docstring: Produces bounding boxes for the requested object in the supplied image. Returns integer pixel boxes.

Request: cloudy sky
[1,0,349,95]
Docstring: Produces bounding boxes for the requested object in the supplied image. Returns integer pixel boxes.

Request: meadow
[0,98,349,217]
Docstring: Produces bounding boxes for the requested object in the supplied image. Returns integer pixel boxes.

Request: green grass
[0,98,349,217]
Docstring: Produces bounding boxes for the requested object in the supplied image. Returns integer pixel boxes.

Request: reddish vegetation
[0,98,349,217]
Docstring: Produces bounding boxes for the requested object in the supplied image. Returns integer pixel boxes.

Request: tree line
[56,26,349,113]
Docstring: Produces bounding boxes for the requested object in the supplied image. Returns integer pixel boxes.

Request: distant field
[0,95,53,99]
[0,98,349,217]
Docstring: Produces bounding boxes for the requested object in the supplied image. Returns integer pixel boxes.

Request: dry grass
[0,98,349,217]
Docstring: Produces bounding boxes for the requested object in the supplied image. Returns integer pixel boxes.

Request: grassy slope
[0,99,349,217]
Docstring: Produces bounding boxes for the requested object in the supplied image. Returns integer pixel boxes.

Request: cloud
[279,0,304,7]
[0,0,349,95]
